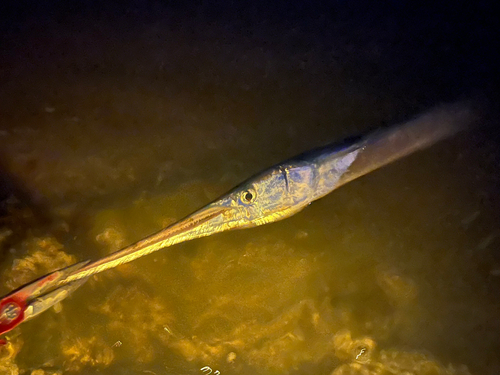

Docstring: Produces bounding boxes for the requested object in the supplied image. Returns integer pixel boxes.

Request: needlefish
[0,102,478,335]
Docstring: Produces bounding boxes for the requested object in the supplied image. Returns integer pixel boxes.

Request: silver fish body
[60,102,477,284]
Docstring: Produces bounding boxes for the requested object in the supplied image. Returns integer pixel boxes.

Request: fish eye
[241,189,256,204]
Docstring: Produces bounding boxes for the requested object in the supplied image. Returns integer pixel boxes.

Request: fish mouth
[166,205,232,238]
[187,204,304,231]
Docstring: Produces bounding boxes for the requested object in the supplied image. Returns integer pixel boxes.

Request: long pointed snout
[60,203,234,284]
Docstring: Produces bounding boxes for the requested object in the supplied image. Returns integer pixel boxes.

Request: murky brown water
[1,5,499,375]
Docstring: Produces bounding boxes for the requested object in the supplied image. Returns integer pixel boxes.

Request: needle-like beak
[59,204,233,284]
[151,205,232,241]
[0,202,232,336]
[0,261,89,336]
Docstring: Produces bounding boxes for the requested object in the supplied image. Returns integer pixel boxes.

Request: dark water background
[0,1,499,374]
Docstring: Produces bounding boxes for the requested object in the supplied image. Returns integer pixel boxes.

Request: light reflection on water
[0,12,499,375]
